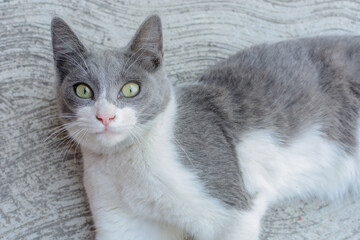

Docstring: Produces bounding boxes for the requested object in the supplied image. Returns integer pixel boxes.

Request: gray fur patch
[198,36,360,153]
[174,84,252,208]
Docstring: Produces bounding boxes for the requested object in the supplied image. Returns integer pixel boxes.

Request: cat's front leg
[83,156,183,240]
[85,178,184,240]
[220,194,269,240]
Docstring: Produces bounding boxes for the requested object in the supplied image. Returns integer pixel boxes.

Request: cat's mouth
[96,129,119,135]
[89,128,130,147]
[94,129,130,139]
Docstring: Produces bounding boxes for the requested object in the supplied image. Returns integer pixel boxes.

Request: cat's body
[51,15,360,240]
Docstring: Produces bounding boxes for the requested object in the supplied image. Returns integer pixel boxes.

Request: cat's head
[51,15,171,153]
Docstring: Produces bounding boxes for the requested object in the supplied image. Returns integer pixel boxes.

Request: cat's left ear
[127,15,163,72]
[51,17,87,82]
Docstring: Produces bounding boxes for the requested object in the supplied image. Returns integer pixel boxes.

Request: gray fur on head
[51,15,170,128]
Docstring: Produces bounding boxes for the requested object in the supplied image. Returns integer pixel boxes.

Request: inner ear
[127,15,163,72]
[51,17,88,82]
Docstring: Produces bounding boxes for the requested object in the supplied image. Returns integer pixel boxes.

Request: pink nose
[96,114,115,127]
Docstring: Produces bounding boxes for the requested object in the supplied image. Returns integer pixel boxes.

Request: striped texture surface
[1,0,360,239]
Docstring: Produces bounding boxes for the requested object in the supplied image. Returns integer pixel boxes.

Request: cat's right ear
[51,17,87,82]
[126,15,163,72]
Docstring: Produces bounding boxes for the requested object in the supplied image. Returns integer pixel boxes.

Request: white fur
[80,97,237,240]
[235,126,360,239]
[221,194,268,240]
[237,126,360,201]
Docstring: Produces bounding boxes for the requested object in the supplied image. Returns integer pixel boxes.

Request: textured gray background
[1,0,360,239]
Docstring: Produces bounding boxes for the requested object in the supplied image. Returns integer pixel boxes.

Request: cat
[51,15,360,240]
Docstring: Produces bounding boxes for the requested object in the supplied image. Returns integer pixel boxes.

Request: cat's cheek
[113,107,137,130]
[77,106,97,125]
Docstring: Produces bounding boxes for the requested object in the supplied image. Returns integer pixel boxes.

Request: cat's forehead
[80,50,135,93]
[86,50,144,82]
[87,50,123,78]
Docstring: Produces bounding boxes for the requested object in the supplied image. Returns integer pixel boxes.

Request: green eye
[120,82,140,98]
[75,83,93,99]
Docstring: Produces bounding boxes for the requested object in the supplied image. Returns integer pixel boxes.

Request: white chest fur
[81,100,233,240]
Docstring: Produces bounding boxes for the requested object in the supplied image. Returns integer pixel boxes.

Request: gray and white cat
[51,15,360,240]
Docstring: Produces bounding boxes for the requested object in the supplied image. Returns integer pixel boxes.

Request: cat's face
[51,15,171,153]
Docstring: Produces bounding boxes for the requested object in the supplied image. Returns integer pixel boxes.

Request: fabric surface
[1,0,360,239]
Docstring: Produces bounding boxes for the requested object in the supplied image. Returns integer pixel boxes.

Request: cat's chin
[73,130,132,153]
[94,131,128,145]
